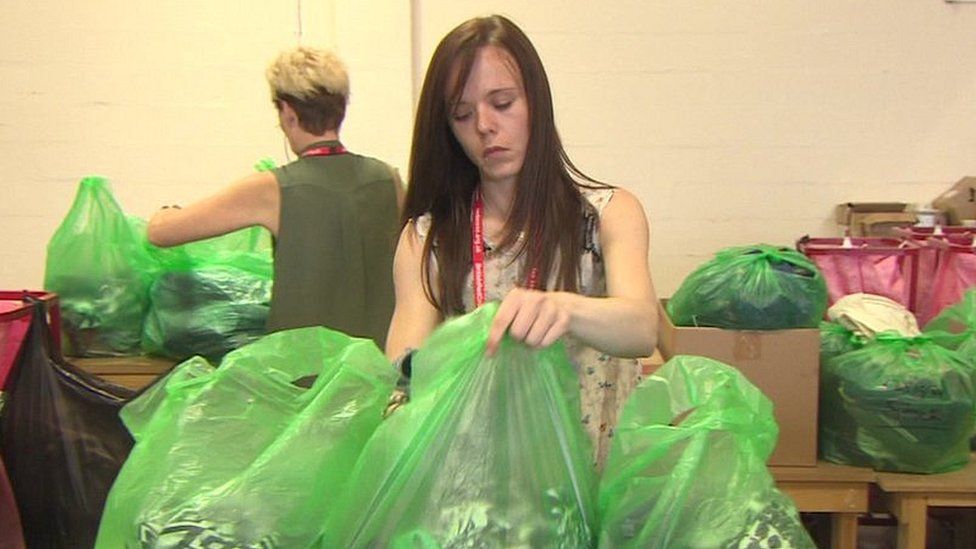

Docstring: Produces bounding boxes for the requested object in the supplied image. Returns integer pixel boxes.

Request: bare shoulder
[601,187,649,236]
[396,220,423,252]
[228,170,279,198]
[394,219,429,270]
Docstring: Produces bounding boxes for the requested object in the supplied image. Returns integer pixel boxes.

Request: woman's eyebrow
[486,87,518,97]
[451,87,519,110]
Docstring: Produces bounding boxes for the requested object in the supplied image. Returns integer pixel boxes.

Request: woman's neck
[290,129,340,155]
[479,180,516,222]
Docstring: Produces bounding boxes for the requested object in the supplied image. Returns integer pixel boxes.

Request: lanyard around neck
[301,144,347,158]
[471,189,540,307]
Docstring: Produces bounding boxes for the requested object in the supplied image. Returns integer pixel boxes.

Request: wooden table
[771,461,876,549]
[876,454,976,549]
[72,355,176,390]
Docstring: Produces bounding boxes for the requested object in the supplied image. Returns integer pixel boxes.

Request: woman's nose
[475,104,496,135]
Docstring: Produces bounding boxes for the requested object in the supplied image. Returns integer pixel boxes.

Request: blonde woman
[149,46,403,346]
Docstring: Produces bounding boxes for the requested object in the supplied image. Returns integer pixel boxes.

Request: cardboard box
[834,202,917,237]
[932,176,976,225]
[656,300,820,466]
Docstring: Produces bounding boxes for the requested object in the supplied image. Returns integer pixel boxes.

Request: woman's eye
[494,100,513,111]
[452,110,472,122]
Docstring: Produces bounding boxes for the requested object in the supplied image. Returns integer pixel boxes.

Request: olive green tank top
[267,141,399,348]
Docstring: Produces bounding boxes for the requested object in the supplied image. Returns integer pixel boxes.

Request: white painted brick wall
[3,0,976,299]
[416,1,976,294]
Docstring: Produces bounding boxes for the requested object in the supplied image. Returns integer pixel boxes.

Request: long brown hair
[403,15,605,315]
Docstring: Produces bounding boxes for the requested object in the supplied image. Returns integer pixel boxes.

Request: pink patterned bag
[797,237,919,313]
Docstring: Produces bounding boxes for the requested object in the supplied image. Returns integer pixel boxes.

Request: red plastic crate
[0,291,61,390]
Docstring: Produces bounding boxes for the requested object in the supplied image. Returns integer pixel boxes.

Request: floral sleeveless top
[414,187,642,469]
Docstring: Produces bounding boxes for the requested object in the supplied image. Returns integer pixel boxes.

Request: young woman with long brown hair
[386,15,659,468]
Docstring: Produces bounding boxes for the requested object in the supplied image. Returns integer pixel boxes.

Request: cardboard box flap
[932,176,976,225]
[835,202,907,225]
[657,299,820,466]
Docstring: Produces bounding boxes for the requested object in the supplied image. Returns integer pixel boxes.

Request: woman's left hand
[485,288,575,357]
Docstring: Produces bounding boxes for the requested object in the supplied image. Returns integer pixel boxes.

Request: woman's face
[448,46,530,189]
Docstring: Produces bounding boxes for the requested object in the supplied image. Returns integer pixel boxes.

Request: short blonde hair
[266,46,349,132]
[266,46,349,100]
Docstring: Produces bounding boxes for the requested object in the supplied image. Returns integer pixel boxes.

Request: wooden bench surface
[772,461,876,483]
[71,355,177,390]
[876,454,976,494]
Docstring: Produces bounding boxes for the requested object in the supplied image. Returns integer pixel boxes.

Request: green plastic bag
[95,327,395,548]
[142,226,274,360]
[819,320,866,362]
[667,244,828,330]
[924,287,976,351]
[146,224,273,276]
[321,304,598,548]
[141,267,271,361]
[44,176,155,356]
[820,334,976,473]
[598,355,814,548]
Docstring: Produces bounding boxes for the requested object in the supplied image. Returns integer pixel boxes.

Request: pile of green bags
[94,304,822,547]
[44,176,273,359]
[95,327,396,547]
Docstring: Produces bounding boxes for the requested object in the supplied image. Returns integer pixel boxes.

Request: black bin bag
[0,300,136,548]
[0,456,25,549]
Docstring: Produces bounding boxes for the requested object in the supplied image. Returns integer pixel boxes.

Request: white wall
[4,1,976,296]
[0,0,413,290]
[414,1,976,294]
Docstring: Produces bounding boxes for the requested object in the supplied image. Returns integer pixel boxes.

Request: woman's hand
[486,188,659,359]
[486,288,575,357]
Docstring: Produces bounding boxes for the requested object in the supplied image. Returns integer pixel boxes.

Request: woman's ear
[279,101,299,129]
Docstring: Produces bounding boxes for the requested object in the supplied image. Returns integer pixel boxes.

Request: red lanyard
[471,189,540,307]
[301,144,347,158]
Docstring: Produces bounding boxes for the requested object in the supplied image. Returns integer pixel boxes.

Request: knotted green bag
[819,320,866,362]
[820,333,976,473]
[667,244,828,330]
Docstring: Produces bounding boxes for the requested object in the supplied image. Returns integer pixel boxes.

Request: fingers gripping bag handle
[322,303,599,548]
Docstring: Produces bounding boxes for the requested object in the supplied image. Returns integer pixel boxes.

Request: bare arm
[486,188,659,358]
[146,171,280,247]
[385,222,442,360]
